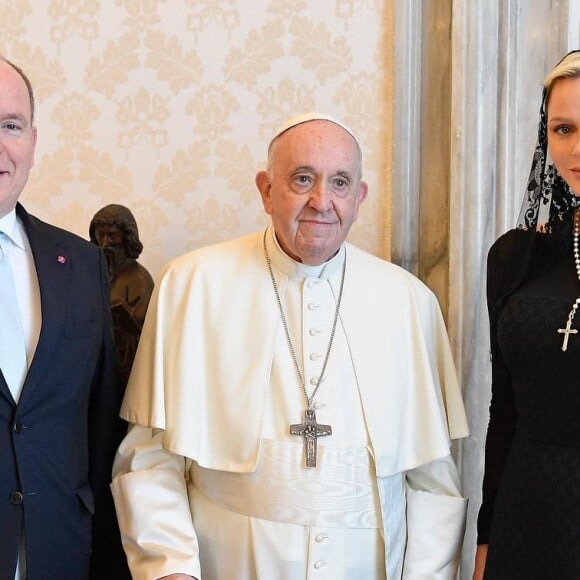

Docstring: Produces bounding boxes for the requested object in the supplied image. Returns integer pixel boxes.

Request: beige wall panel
[2,0,392,277]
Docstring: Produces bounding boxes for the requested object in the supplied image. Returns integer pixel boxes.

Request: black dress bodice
[479,229,580,578]
[497,236,580,444]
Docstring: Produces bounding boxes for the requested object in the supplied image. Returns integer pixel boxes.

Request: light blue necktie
[0,232,27,402]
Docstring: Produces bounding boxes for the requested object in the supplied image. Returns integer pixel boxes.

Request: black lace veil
[517,50,580,232]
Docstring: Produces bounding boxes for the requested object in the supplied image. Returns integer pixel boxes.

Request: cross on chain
[290,409,332,468]
[558,318,578,352]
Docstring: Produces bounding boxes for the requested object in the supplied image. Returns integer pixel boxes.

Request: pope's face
[547,75,580,195]
[0,60,36,218]
[256,120,367,266]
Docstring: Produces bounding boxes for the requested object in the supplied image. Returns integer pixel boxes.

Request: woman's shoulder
[487,228,536,306]
[488,228,535,262]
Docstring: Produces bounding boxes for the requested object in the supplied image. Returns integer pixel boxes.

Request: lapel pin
[57,255,66,264]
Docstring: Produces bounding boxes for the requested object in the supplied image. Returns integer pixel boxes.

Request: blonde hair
[544,50,580,104]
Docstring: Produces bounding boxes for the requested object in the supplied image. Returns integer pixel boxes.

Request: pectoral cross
[558,318,578,351]
[290,409,332,468]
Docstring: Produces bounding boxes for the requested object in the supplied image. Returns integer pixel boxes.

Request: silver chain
[262,229,346,409]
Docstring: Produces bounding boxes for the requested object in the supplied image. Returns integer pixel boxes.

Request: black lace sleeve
[477,229,535,543]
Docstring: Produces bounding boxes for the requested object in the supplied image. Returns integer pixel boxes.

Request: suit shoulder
[26,212,99,256]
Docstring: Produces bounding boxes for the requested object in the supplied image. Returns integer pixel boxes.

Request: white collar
[0,209,26,250]
[265,225,345,281]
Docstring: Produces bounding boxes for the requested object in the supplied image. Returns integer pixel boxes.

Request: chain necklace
[262,229,346,467]
[558,208,580,351]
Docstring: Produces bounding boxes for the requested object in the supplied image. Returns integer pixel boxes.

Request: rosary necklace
[262,229,346,468]
[558,208,580,351]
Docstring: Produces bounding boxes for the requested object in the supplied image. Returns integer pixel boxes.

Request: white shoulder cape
[120,230,468,477]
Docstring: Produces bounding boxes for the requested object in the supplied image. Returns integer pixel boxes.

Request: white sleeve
[402,454,467,580]
[111,424,201,580]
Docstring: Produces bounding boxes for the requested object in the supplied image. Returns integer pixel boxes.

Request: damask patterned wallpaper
[2,0,393,276]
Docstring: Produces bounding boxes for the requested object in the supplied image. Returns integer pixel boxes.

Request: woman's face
[547,76,580,195]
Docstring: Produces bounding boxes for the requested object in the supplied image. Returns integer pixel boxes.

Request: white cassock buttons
[315,533,328,543]
[314,561,327,569]
[309,328,320,336]
[309,353,321,361]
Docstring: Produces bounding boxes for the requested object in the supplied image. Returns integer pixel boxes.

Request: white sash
[190,439,381,529]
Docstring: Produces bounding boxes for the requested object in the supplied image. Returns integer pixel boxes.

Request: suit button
[13,423,24,433]
[9,492,23,505]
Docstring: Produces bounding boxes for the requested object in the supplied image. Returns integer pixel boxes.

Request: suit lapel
[15,205,69,407]
[0,373,14,404]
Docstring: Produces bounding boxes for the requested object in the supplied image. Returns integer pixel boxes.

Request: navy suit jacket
[0,205,130,579]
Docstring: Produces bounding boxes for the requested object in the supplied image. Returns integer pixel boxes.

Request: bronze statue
[90,204,154,383]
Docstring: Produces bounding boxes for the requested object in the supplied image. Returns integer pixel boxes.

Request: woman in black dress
[474,50,580,580]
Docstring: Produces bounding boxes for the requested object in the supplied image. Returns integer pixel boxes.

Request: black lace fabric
[478,50,580,578]
[517,77,578,234]
[479,232,580,578]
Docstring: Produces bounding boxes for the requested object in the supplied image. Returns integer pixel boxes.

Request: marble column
[392,0,423,277]
[450,2,576,577]
[393,0,577,578]
[392,0,453,319]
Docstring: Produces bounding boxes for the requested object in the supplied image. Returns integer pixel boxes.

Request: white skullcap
[267,112,361,152]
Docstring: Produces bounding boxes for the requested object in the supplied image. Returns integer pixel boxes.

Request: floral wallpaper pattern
[2,0,392,276]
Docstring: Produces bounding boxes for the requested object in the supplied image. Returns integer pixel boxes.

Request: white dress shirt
[0,209,41,395]
[0,209,41,580]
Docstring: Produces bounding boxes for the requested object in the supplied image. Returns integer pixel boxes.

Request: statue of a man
[90,204,154,384]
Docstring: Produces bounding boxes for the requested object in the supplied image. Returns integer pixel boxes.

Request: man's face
[0,61,36,218]
[547,76,580,195]
[256,120,367,266]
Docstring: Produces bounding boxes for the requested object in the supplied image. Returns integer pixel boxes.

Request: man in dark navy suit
[0,57,130,579]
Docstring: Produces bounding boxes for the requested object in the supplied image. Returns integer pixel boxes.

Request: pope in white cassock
[111,113,469,580]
